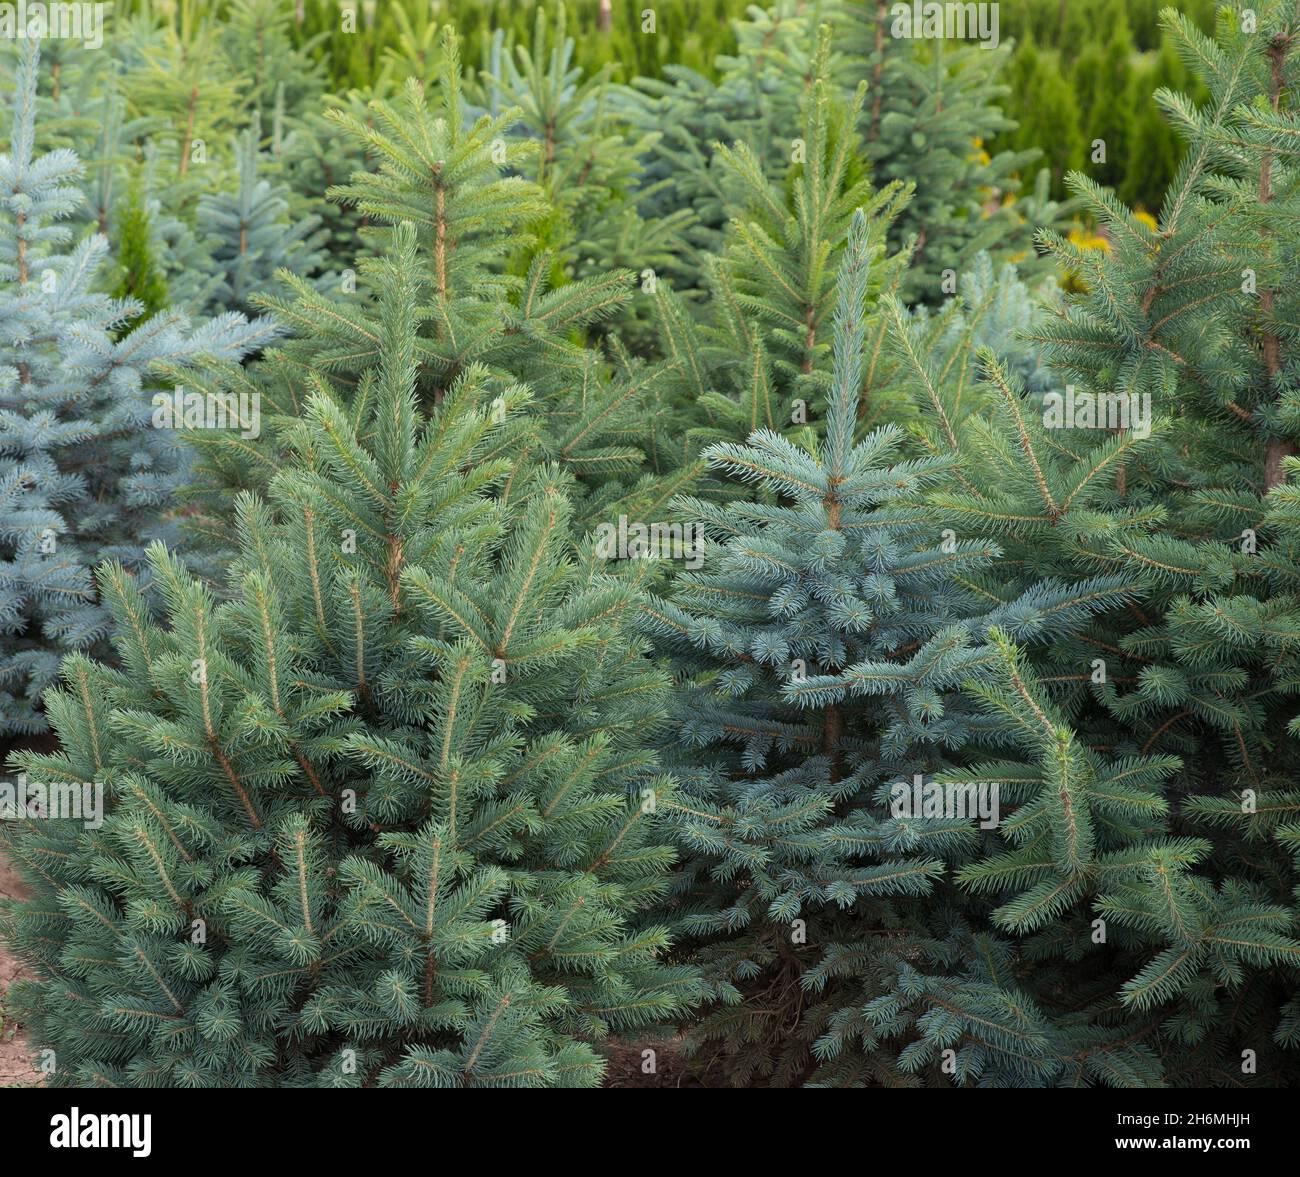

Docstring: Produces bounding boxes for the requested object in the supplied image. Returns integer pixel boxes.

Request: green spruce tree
[650,60,910,454]
[1,222,700,1087]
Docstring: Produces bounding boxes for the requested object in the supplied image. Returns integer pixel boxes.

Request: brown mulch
[601,1036,712,1087]
[0,850,41,1086]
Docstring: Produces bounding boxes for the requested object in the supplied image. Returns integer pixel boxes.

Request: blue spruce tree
[642,210,1016,1084]
[643,209,1300,1085]
[0,43,274,736]
[194,121,330,319]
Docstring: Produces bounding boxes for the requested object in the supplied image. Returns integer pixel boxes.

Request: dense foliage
[2,0,1299,1091]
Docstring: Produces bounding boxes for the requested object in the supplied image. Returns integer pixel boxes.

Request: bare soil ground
[0,850,41,1086]
[601,1036,710,1088]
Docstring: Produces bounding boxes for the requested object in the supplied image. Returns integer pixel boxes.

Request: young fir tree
[623,0,835,290]
[197,29,695,534]
[628,1,1070,312]
[119,1,249,184]
[0,34,119,164]
[1067,1,1300,1075]
[847,623,1300,1089]
[468,6,692,348]
[105,1,313,321]
[1016,0,1300,786]
[874,3,1300,1082]
[880,286,1300,1084]
[0,37,151,249]
[0,43,274,737]
[641,207,1300,1086]
[216,0,328,120]
[1262,463,1300,1062]
[641,209,975,1085]
[465,6,691,351]
[639,210,1168,1087]
[6,18,296,319]
[2,29,288,326]
[650,61,911,454]
[0,222,700,1088]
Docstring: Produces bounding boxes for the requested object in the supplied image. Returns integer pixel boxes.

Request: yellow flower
[1067,226,1110,253]
[1062,224,1110,291]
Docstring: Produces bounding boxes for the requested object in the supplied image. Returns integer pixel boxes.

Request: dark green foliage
[993,0,1215,210]
[111,182,171,329]
[996,36,1084,195]
[289,0,751,93]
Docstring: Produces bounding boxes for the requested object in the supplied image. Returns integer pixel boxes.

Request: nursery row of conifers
[2,0,1300,1088]
[106,0,1221,214]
